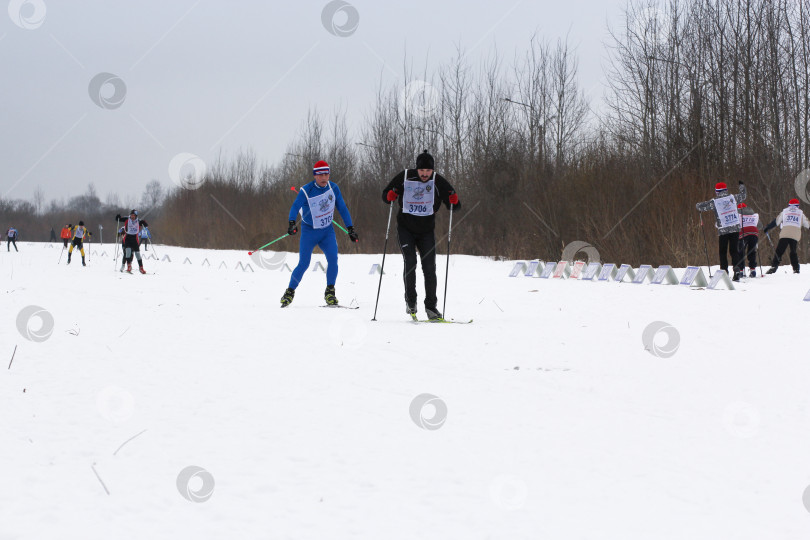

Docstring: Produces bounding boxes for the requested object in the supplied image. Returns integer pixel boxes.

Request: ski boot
[766,266,777,274]
[139,267,146,274]
[67,253,71,264]
[126,263,133,274]
[324,285,338,306]
[120,263,125,273]
[405,300,417,316]
[732,271,741,282]
[280,288,295,308]
[748,269,756,278]
[82,256,86,267]
[426,307,443,320]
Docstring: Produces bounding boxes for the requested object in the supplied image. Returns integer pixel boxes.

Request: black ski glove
[348,226,359,242]
[287,220,298,235]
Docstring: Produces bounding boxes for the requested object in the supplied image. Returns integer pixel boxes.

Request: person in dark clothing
[696,181,747,281]
[735,203,760,277]
[49,227,57,243]
[381,150,461,320]
[7,227,19,251]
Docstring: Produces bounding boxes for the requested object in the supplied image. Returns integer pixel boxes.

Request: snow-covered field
[2,241,810,539]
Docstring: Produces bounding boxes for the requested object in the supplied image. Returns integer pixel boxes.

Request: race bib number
[714,195,740,227]
[783,207,802,227]
[403,173,435,216]
[305,185,336,229]
[126,219,139,235]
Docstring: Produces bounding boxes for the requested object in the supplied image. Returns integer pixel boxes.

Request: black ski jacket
[381,170,460,234]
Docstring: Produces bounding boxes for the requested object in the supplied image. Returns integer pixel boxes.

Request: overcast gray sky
[1,0,627,204]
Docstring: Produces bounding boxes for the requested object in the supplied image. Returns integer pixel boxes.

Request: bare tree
[550,36,590,169]
[32,186,45,215]
[140,180,164,209]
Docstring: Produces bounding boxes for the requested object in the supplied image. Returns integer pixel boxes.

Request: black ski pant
[7,238,17,252]
[63,238,69,248]
[735,236,758,271]
[770,238,799,271]
[718,232,741,274]
[122,235,143,267]
[397,225,438,310]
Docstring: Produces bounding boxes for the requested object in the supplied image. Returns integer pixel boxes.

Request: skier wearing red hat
[736,202,760,277]
[696,181,747,280]
[763,198,809,274]
[280,160,357,307]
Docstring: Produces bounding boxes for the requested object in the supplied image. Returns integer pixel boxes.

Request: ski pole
[372,201,395,321]
[248,233,290,255]
[290,186,349,235]
[699,213,713,278]
[113,218,120,271]
[58,244,65,264]
[150,235,159,258]
[442,203,454,317]
[735,236,747,278]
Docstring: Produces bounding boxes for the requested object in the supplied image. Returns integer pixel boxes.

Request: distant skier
[736,203,760,277]
[49,227,57,243]
[280,160,357,307]
[115,210,148,274]
[139,225,152,251]
[763,198,810,274]
[61,224,72,248]
[67,221,91,266]
[696,181,747,281]
[6,227,19,252]
[381,150,461,319]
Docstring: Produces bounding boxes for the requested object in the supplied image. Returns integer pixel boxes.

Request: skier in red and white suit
[115,210,148,274]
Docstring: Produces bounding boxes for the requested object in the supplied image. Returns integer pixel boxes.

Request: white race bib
[403,170,435,216]
[715,195,740,227]
[741,214,759,228]
[782,207,802,228]
[74,227,85,239]
[126,218,139,235]
[305,184,336,229]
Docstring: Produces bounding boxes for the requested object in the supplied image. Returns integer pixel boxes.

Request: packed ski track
[2,242,810,539]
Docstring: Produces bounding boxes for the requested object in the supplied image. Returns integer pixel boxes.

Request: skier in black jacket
[381,150,461,320]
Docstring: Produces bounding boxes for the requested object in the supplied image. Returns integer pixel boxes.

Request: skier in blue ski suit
[280,160,358,307]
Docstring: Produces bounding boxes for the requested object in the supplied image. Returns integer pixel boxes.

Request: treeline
[5,0,810,265]
[0,181,164,243]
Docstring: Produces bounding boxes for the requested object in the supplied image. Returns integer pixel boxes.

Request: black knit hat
[416,150,434,170]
